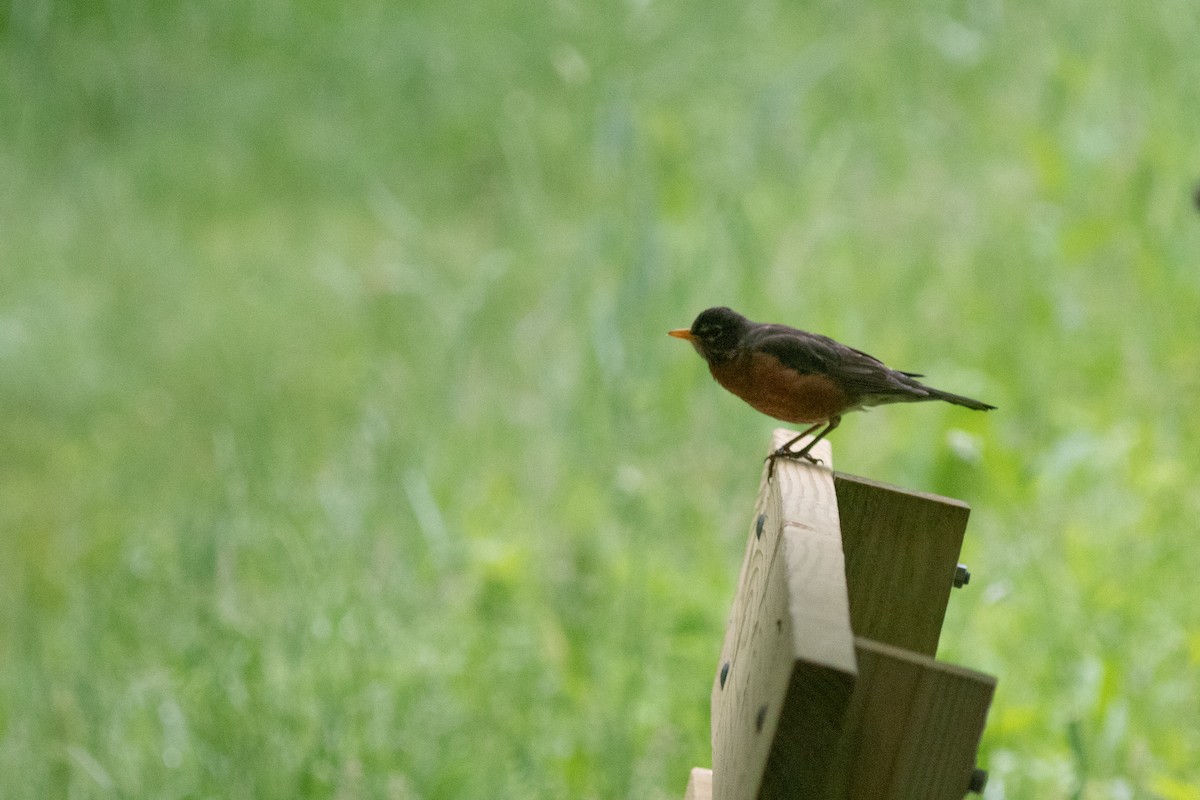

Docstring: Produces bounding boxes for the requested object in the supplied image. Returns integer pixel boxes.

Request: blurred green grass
[3,0,1199,797]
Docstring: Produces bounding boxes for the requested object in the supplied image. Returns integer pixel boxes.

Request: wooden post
[710,432,856,800]
[687,429,996,800]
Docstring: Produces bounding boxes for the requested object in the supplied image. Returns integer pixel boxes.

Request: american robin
[669,307,995,474]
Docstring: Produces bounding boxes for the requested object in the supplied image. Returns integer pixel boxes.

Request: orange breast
[709,351,852,424]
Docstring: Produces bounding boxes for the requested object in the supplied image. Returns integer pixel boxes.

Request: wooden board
[685,768,713,800]
[823,637,996,800]
[833,473,971,656]
[710,431,857,800]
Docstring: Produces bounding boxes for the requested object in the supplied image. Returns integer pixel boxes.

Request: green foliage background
[3,0,1199,797]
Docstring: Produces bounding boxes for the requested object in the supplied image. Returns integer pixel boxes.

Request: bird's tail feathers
[924,386,996,411]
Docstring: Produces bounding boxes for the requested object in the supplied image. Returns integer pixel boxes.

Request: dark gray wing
[748,325,930,402]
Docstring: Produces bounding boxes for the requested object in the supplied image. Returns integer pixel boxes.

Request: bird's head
[668,306,751,363]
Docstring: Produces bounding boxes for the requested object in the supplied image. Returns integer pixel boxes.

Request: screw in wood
[954,563,971,588]
[719,661,730,689]
[755,513,765,539]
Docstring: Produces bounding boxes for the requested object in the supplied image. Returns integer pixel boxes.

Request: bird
[668,306,995,475]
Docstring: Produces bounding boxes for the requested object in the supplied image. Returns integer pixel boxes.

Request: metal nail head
[968,768,987,794]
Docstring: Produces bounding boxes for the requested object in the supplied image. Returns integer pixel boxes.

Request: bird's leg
[788,416,840,460]
[771,423,824,461]
[765,417,841,478]
[765,422,822,479]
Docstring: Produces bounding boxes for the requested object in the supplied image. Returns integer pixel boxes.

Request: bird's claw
[766,449,823,465]
[765,449,823,480]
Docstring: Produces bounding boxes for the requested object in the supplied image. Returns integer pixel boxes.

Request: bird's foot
[765,447,823,480]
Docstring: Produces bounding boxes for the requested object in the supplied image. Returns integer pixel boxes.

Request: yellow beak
[668,329,695,340]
